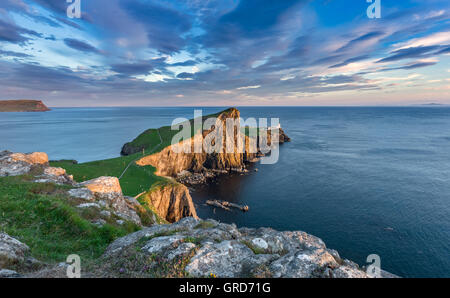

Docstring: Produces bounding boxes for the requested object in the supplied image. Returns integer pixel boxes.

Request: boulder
[9,152,48,165]
[0,151,48,177]
[79,176,122,195]
[0,233,29,268]
[35,167,74,185]
[0,269,21,278]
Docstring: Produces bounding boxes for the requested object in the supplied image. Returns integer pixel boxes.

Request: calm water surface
[1,106,449,277]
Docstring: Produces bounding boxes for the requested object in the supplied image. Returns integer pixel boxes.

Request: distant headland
[0,100,50,112]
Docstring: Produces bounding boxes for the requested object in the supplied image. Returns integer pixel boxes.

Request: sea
[1,106,449,277]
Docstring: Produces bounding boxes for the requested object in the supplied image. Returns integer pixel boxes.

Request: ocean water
[1,106,449,277]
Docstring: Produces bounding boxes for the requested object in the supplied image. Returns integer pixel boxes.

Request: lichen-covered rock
[269,249,338,278]
[185,240,255,278]
[68,188,94,201]
[0,233,30,268]
[0,151,49,176]
[142,235,186,254]
[77,177,141,225]
[331,265,368,278]
[167,242,196,260]
[104,218,384,278]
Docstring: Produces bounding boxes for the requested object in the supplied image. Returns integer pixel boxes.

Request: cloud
[121,0,192,54]
[377,45,445,63]
[0,49,32,58]
[236,85,261,90]
[393,31,450,51]
[176,72,195,79]
[330,55,371,68]
[64,38,101,54]
[110,58,167,75]
[0,0,449,105]
[337,31,385,52]
[0,19,42,44]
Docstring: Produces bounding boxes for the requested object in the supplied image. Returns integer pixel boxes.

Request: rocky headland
[0,100,50,112]
[0,107,396,278]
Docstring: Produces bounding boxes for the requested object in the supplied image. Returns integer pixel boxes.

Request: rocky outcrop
[121,142,145,156]
[34,167,74,185]
[0,100,50,112]
[0,233,30,268]
[0,151,48,177]
[104,217,380,278]
[140,183,198,223]
[73,176,142,225]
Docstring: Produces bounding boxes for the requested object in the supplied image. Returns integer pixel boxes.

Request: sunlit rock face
[136,108,255,177]
[140,183,198,223]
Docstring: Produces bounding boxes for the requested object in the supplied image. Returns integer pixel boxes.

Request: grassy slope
[0,176,139,263]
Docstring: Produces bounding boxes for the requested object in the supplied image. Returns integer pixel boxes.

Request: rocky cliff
[0,100,50,112]
[140,183,198,223]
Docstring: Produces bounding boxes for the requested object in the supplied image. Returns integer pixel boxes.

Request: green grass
[0,176,139,263]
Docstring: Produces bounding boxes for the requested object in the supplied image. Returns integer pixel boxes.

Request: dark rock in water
[0,100,50,112]
[121,142,145,156]
[279,128,291,143]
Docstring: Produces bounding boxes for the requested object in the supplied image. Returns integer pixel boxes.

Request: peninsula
[0,100,50,112]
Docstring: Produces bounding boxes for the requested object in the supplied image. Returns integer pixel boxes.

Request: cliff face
[140,183,198,223]
[0,100,50,112]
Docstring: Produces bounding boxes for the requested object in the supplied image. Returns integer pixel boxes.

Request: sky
[0,0,449,107]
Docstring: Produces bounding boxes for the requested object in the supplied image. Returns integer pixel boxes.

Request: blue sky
[0,0,449,106]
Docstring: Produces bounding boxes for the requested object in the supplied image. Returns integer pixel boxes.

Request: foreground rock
[104,218,379,278]
[0,233,30,268]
